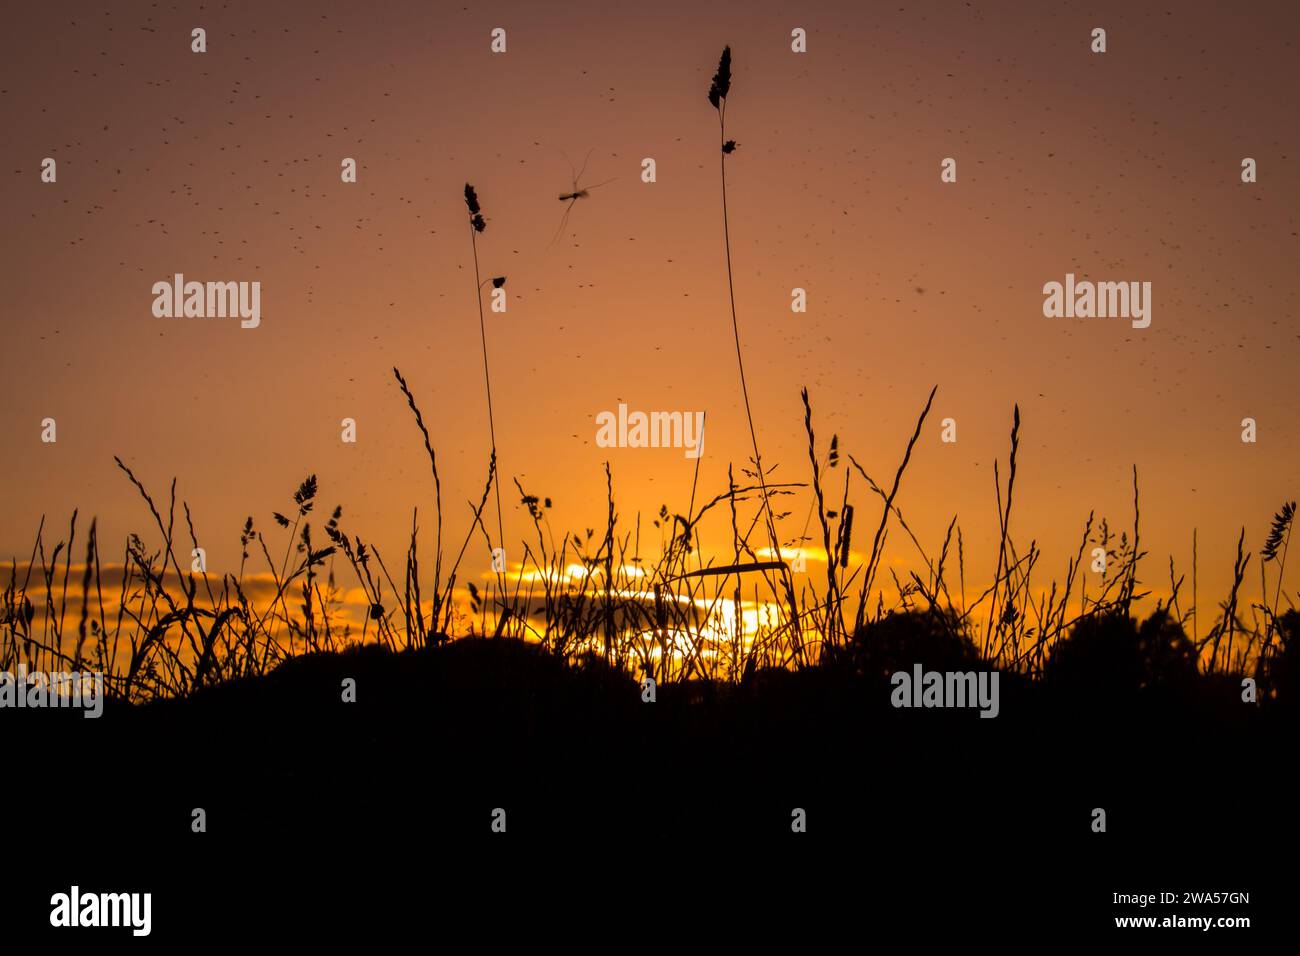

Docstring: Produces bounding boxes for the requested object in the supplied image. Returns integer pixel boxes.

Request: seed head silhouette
[464,183,486,232]
[708,46,731,109]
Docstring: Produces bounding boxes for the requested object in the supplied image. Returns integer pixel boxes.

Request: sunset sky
[3,0,1299,612]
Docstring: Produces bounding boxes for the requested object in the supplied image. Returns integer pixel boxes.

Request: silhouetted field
[11,613,1290,941]
[4,370,1297,729]
[5,370,1296,703]
[6,42,1295,708]
[5,45,1295,941]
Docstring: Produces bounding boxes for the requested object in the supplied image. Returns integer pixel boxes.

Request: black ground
[5,614,1294,944]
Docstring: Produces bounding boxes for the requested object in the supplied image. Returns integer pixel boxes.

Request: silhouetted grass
[2,375,1295,711]
[2,45,1294,716]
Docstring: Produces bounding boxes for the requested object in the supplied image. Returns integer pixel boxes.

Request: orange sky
[3,0,1299,615]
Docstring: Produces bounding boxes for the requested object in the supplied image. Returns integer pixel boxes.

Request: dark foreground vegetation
[6,45,1295,941]
[17,605,1295,824]
[10,606,1291,942]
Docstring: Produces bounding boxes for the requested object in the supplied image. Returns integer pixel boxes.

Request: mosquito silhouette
[548,149,616,249]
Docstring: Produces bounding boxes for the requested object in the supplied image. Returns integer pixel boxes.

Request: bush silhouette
[1261,609,1300,706]
[1044,610,1200,696]
[829,609,983,680]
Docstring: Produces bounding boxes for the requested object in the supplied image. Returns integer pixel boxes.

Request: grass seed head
[708,46,731,109]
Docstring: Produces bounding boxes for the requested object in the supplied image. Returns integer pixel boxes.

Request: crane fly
[548,149,616,250]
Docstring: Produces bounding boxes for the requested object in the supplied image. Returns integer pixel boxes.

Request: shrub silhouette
[829,609,982,680]
[1261,608,1300,706]
[1044,610,1200,696]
